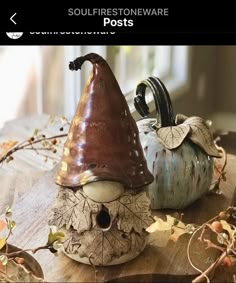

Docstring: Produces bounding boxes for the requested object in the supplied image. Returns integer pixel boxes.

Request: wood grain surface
[3,135,236,282]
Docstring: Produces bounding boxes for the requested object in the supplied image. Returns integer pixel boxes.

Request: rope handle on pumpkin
[134,76,175,128]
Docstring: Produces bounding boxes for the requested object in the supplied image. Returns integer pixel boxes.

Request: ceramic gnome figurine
[49,53,154,266]
[134,76,222,209]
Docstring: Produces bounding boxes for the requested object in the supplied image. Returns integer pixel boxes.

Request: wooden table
[3,132,236,282]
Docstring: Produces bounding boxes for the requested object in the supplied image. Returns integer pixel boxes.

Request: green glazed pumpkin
[134,77,219,209]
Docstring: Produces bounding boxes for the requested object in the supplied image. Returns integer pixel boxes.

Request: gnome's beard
[49,183,153,266]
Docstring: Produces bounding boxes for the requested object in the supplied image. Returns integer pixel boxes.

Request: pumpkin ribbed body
[138,118,214,209]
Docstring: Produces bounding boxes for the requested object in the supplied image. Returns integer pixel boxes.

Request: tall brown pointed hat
[56,53,153,189]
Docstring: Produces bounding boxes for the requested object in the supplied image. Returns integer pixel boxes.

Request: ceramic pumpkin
[134,76,221,209]
[49,53,154,266]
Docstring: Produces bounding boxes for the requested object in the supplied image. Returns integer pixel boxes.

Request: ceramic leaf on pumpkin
[156,124,190,149]
[183,116,221,157]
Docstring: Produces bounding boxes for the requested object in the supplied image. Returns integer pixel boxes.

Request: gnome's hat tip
[69,53,105,72]
[69,59,82,71]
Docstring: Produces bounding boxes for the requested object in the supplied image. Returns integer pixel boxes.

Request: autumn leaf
[0,238,6,249]
[6,220,16,231]
[170,220,187,242]
[183,116,221,157]
[146,216,172,247]
[47,228,65,246]
[156,124,190,149]
[49,188,92,233]
[0,140,17,156]
[146,215,186,247]
[220,220,235,240]
[0,261,5,273]
[0,220,6,232]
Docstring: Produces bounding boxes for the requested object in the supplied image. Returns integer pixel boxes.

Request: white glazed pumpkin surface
[137,118,214,209]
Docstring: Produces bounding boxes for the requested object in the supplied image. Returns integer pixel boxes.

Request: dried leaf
[5,206,12,218]
[47,229,65,245]
[52,240,63,251]
[220,220,235,239]
[0,220,6,232]
[32,128,40,137]
[0,255,8,265]
[6,220,16,231]
[183,116,221,157]
[0,238,6,249]
[49,188,92,233]
[0,140,17,157]
[170,220,187,242]
[146,215,186,247]
[156,124,190,149]
[0,261,5,273]
[146,217,172,247]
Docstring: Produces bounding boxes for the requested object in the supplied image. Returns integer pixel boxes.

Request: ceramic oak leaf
[49,188,92,233]
[65,229,130,266]
[116,191,153,234]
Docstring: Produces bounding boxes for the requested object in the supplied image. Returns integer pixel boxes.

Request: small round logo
[6,32,23,39]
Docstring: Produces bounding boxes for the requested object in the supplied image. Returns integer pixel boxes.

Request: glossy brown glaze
[56,53,153,189]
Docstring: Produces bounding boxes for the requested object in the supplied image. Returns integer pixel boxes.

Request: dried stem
[192,242,234,283]
[203,239,225,252]
[187,226,210,283]
[210,146,227,191]
[0,133,67,164]
[188,207,233,283]
[0,270,16,282]
[5,245,49,258]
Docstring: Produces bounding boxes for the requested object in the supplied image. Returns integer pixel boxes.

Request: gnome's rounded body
[49,53,154,266]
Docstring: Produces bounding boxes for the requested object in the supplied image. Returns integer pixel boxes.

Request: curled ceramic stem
[134,76,175,128]
[69,53,104,71]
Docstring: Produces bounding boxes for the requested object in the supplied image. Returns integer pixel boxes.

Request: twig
[188,207,233,283]
[210,146,227,191]
[5,245,49,258]
[0,270,16,282]
[192,242,234,283]
[0,133,67,164]
[203,239,225,252]
[187,226,210,283]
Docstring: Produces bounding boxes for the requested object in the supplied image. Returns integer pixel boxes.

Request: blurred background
[0,46,235,132]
